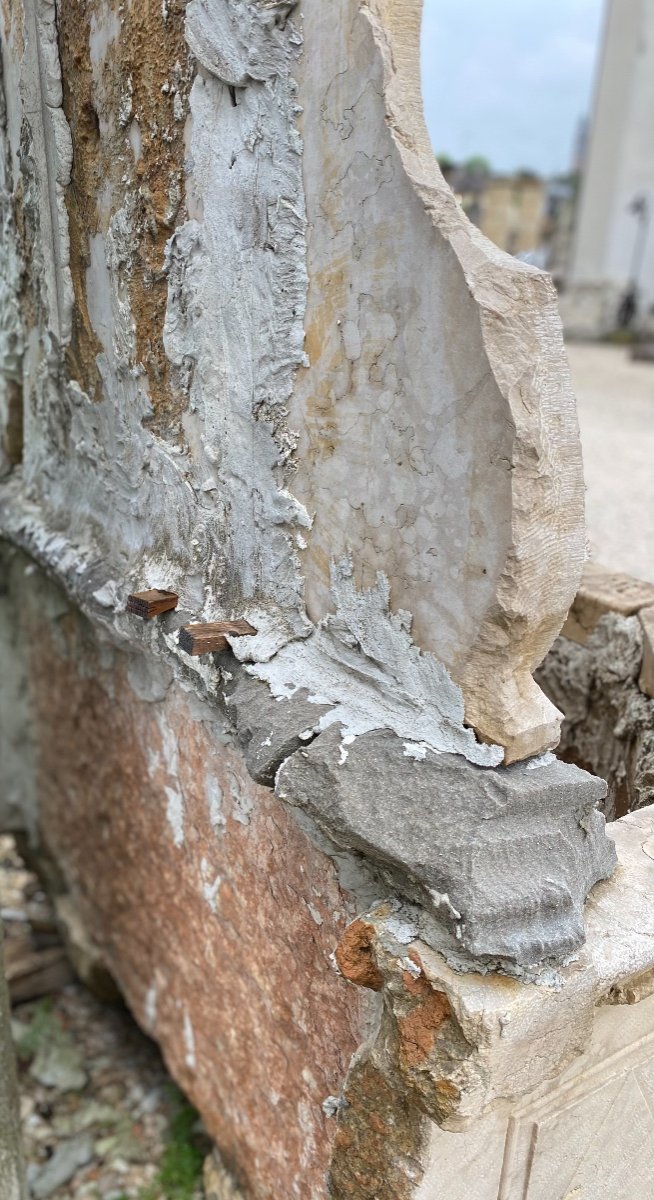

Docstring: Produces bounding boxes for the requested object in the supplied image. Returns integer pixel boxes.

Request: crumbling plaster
[0,0,586,768]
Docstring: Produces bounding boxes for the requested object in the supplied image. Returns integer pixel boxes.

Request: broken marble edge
[364,0,585,762]
[0,494,616,972]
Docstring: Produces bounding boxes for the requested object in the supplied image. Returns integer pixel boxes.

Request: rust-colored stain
[58,0,104,399]
[330,1056,427,1200]
[398,968,451,1069]
[335,919,384,992]
[15,569,369,1200]
[58,0,192,426]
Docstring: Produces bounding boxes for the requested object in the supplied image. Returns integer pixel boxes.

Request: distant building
[476,175,546,258]
[441,163,547,259]
[561,0,654,337]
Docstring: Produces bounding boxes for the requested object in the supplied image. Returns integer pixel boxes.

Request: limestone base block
[562,562,654,645]
[331,808,654,1199]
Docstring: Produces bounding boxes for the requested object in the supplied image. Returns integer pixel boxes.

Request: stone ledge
[0,517,617,974]
[562,561,654,645]
[276,726,616,967]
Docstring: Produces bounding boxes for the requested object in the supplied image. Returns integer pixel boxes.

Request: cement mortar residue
[242,559,503,767]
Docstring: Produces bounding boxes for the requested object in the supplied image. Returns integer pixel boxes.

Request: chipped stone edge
[329,806,654,1137]
[364,0,586,763]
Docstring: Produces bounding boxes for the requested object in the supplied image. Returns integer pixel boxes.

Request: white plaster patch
[200,858,222,912]
[227,769,253,827]
[403,741,432,761]
[205,773,225,832]
[165,786,185,848]
[157,711,185,847]
[526,751,557,770]
[385,915,420,945]
[91,580,119,608]
[145,983,158,1031]
[251,561,503,767]
[428,889,462,922]
[183,1010,196,1070]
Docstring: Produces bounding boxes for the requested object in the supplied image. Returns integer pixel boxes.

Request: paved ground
[566,342,654,584]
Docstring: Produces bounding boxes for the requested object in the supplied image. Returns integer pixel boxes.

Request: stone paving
[567,342,654,584]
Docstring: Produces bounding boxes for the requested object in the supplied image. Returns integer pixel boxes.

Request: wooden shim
[178,619,257,656]
[126,589,178,619]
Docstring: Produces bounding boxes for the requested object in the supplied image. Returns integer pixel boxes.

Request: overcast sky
[421,0,605,176]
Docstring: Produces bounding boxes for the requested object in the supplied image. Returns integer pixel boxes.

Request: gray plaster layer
[241,559,504,767]
[0,59,24,478]
[277,726,616,966]
[216,654,333,786]
[164,0,311,627]
[537,614,654,821]
[17,0,73,343]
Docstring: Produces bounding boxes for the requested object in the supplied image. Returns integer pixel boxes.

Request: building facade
[562,0,654,336]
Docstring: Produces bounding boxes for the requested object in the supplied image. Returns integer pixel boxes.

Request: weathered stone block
[562,562,654,644]
[217,656,332,786]
[277,727,615,965]
[538,611,654,820]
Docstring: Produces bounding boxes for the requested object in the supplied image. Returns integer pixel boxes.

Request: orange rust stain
[58,0,192,425]
[335,919,383,992]
[330,1057,426,1200]
[397,971,451,1069]
[14,574,367,1200]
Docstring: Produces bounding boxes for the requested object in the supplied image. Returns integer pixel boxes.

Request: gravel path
[1,837,209,1200]
[566,342,654,584]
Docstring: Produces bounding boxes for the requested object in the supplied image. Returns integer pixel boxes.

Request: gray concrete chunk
[217,657,333,785]
[276,728,617,966]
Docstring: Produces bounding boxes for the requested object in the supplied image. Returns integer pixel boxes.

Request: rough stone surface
[328,1053,428,1200]
[414,989,654,1199]
[562,562,654,644]
[216,655,332,786]
[639,605,654,699]
[0,0,589,769]
[537,613,654,821]
[329,806,654,1158]
[3,561,372,1200]
[277,726,615,966]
